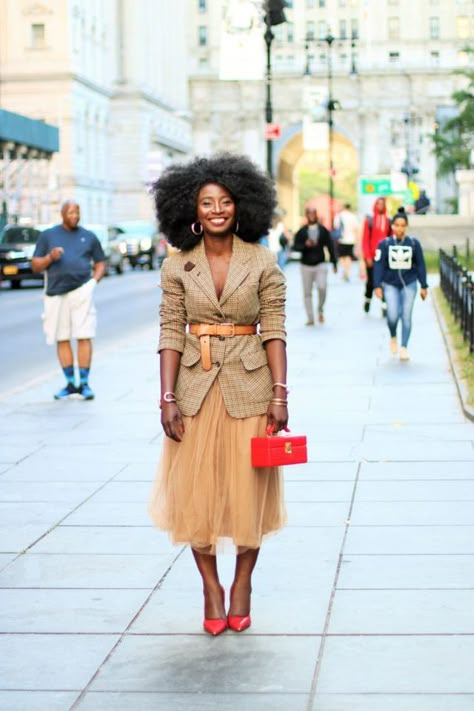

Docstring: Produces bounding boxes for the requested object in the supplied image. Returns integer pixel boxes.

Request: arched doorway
[276,126,359,232]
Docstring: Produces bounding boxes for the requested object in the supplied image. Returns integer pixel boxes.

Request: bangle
[272,382,288,392]
[270,398,288,405]
[162,391,176,402]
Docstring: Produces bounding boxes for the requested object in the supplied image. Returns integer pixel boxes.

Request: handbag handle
[266,424,291,437]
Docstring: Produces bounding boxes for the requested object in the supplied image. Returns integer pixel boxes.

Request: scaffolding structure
[0,109,59,229]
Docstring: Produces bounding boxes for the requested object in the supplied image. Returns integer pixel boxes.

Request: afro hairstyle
[151,153,277,250]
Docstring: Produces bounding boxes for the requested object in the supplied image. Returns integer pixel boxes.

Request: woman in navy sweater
[373,211,428,361]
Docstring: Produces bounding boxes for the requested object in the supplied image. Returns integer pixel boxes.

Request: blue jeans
[383,281,417,347]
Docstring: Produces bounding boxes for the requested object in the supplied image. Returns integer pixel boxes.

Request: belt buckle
[221,322,235,337]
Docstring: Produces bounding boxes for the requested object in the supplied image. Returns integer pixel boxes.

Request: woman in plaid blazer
[149,154,288,636]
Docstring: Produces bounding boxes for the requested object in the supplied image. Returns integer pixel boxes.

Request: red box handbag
[251,426,307,468]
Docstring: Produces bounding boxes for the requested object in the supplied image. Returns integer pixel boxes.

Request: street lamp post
[305,33,357,228]
[263,1,286,179]
[264,21,275,178]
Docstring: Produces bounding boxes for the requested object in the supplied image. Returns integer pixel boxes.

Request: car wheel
[11,280,21,289]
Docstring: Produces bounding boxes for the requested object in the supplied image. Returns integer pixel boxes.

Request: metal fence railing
[439,247,474,354]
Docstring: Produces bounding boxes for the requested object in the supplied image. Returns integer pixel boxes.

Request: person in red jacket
[361,197,392,314]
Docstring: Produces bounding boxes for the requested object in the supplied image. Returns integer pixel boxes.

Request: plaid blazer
[158,235,286,418]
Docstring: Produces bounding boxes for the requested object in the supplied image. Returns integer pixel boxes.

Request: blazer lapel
[219,235,252,306]
[187,240,221,311]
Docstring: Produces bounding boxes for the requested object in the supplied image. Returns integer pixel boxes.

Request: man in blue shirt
[32,201,105,399]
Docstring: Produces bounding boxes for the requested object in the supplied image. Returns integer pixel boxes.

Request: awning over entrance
[0,109,59,154]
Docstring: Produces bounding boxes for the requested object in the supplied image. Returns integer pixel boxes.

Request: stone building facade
[188,0,474,225]
[0,0,192,223]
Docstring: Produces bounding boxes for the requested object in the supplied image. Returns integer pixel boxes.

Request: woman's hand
[266,403,288,434]
[374,287,383,300]
[420,288,428,301]
[161,402,185,442]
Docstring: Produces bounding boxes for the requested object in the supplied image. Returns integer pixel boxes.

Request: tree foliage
[432,61,474,177]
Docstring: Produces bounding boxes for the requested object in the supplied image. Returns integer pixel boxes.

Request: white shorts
[42,279,97,345]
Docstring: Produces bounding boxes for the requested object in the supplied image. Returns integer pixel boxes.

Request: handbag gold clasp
[285,442,293,454]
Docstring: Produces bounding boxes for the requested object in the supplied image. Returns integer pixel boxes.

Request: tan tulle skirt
[149,380,287,555]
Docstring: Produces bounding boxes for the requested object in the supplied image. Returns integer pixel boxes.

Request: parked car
[84,224,125,275]
[108,221,161,269]
[0,225,44,288]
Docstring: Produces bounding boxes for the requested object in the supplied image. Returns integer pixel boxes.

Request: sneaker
[363,299,370,314]
[399,347,410,361]
[390,337,398,355]
[54,382,77,400]
[78,383,95,400]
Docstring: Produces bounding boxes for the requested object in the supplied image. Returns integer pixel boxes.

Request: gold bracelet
[272,382,289,392]
[271,398,288,405]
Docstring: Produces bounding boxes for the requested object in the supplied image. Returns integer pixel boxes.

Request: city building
[188,0,474,226]
[0,0,192,224]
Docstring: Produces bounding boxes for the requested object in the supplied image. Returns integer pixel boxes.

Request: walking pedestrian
[32,201,105,400]
[333,203,360,282]
[414,189,430,215]
[373,211,428,361]
[293,207,337,325]
[149,153,288,636]
[361,197,392,315]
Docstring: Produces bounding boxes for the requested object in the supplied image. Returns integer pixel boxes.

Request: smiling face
[196,183,236,238]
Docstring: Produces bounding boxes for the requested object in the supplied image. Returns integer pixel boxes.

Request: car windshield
[0,227,40,244]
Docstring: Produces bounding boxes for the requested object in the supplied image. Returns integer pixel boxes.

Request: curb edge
[431,288,474,423]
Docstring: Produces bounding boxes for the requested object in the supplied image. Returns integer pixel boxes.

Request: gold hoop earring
[191,221,203,236]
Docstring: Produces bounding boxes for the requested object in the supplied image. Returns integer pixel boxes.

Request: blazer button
[219,335,225,341]
[215,361,221,368]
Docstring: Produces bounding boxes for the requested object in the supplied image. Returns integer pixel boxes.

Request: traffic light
[265,0,287,26]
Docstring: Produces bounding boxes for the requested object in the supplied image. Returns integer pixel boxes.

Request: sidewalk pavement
[0,261,473,711]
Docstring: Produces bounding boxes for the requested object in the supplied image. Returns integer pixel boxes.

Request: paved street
[0,260,473,711]
[0,268,162,394]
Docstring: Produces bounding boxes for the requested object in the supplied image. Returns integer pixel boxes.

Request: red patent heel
[227,613,251,632]
[203,585,227,636]
[227,583,252,632]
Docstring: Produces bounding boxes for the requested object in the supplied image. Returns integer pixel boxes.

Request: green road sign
[360,177,392,196]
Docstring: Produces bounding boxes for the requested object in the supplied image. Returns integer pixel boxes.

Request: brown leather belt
[189,323,258,371]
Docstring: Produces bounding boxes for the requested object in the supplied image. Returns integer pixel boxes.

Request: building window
[318,20,327,39]
[306,20,315,40]
[351,18,359,39]
[456,16,469,39]
[429,16,440,39]
[388,17,400,40]
[287,22,294,43]
[286,0,293,6]
[430,50,440,66]
[389,51,400,63]
[31,23,45,48]
[319,0,326,6]
[306,0,314,7]
[339,19,347,38]
[198,25,207,46]
[274,24,284,41]
[198,0,206,11]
